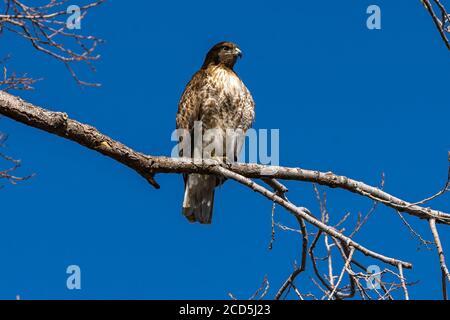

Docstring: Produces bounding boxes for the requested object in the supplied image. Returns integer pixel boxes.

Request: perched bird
[176,42,255,224]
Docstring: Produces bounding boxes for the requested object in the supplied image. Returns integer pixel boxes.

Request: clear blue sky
[1,0,449,299]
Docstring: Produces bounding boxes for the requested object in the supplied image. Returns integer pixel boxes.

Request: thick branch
[0,90,449,226]
[210,165,411,268]
[0,90,159,187]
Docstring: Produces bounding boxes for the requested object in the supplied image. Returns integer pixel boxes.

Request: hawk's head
[202,42,243,69]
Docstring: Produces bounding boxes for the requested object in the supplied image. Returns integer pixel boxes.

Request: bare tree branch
[0,91,448,226]
[329,246,355,300]
[274,216,308,300]
[211,165,413,269]
[1,1,449,301]
[410,153,450,206]
[4,89,450,300]
[429,218,450,299]
[422,0,450,50]
[396,210,434,247]
[0,0,104,86]
[398,263,409,300]
[0,133,32,186]
[0,56,39,91]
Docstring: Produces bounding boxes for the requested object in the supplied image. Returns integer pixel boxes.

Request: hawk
[176,42,255,224]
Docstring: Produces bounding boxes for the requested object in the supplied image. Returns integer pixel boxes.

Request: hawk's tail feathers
[182,174,216,224]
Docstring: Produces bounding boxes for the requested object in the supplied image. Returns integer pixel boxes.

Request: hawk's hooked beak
[234,47,243,59]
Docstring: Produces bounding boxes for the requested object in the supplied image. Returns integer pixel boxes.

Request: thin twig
[398,264,409,300]
[274,216,308,299]
[396,210,433,248]
[329,246,355,300]
[212,165,413,268]
[422,0,450,50]
[429,218,450,300]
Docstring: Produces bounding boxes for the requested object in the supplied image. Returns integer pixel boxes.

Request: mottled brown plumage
[176,42,255,224]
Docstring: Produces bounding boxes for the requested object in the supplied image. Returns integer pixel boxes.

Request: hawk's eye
[222,46,231,51]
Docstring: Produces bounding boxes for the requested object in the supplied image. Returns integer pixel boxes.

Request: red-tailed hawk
[176,42,255,224]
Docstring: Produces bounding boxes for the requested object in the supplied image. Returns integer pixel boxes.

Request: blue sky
[0,0,449,299]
